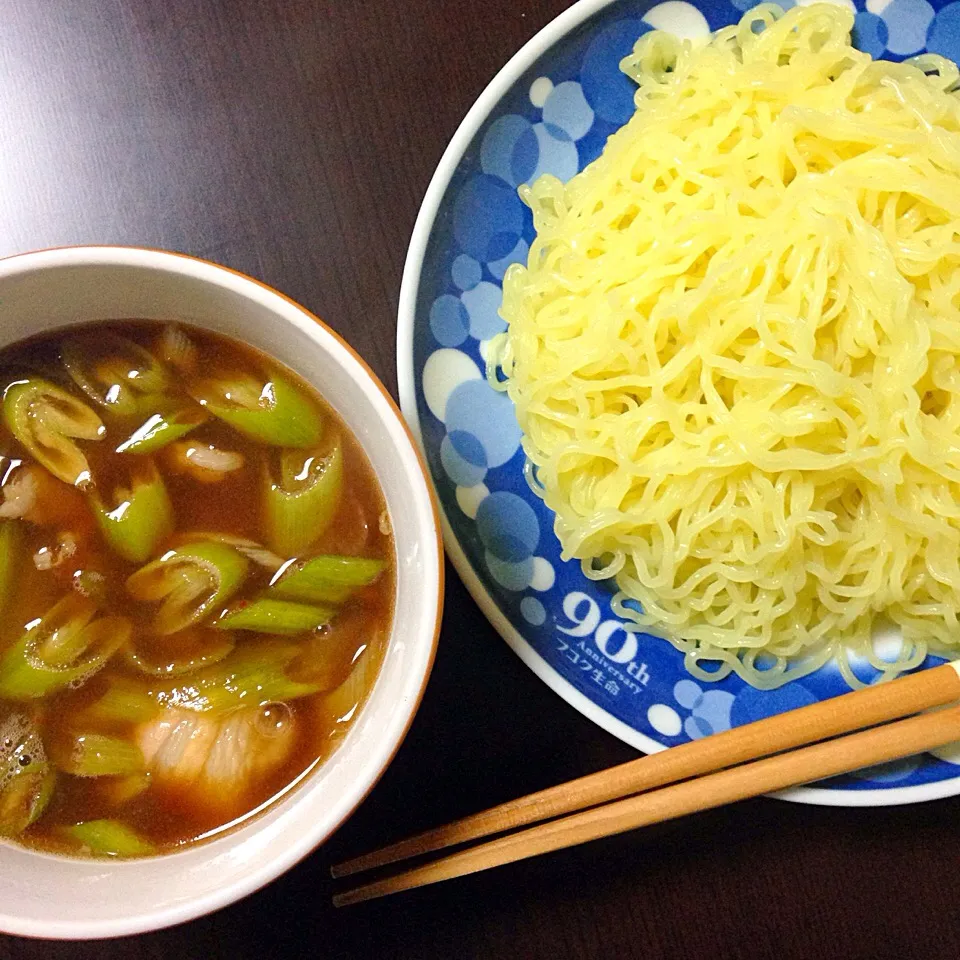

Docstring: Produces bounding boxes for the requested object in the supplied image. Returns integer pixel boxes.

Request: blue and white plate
[398,0,960,804]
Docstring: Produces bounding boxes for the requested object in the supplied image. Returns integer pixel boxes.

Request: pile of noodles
[492,3,960,688]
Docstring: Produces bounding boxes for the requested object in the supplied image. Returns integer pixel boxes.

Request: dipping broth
[0,321,394,857]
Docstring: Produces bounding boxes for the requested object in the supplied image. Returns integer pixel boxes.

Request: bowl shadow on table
[9,567,960,959]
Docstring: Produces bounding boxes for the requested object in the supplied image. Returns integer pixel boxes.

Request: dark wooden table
[1,1,958,957]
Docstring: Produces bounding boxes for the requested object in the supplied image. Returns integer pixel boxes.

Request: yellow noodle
[492,3,960,688]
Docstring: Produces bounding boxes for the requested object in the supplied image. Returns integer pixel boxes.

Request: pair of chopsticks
[331,662,960,906]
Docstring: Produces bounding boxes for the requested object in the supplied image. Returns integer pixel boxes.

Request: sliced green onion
[64,819,156,858]
[0,767,55,837]
[3,378,104,486]
[0,600,132,700]
[215,598,335,635]
[165,441,245,482]
[159,638,324,710]
[92,463,174,564]
[286,605,379,692]
[263,439,343,557]
[176,533,285,572]
[269,554,386,604]
[0,520,23,618]
[321,645,378,727]
[272,579,352,605]
[158,324,198,376]
[87,773,151,810]
[0,713,56,836]
[89,638,323,716]
[82,683,159,725]
[30,594,98,663]
[126,541,249,635]
[61,333,170,417]
[115,406,206,455]
[191,370,323,447]
[52,733,143,777]
[124,628,235,677]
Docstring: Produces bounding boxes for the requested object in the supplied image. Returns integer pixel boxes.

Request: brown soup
[0,321,393,857]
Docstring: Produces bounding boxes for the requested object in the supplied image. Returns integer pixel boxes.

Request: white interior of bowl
[0,247,441,939]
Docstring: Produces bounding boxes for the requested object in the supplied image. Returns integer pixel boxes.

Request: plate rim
[396,0,960,807]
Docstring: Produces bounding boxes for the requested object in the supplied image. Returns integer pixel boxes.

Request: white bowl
[0,246,443,939]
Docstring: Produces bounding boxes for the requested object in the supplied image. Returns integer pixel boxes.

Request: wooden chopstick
[334,693,960,906]
[332,661,960,880]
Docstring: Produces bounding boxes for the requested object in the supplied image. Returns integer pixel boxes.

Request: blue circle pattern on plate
[414,0,960,795]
